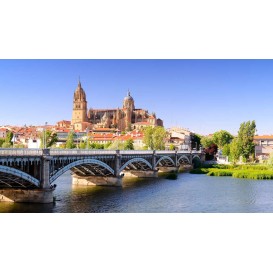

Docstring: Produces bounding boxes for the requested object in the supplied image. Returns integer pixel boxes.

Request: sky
[1,59,273,135]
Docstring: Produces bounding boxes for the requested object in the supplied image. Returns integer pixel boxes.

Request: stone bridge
[0,149,204,203]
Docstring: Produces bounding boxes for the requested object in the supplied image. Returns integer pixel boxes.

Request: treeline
[199,120,256,163]
[0,132,24,148]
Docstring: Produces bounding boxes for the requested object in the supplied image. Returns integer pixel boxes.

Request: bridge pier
[72,175,123,187]
[41,150,52,189]
[0,188,54,203]
[158,166,179,173]
[123,170,158,178]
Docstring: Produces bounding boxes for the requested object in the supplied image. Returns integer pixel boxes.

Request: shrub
[207,169,233,176]
[190,168,210,174]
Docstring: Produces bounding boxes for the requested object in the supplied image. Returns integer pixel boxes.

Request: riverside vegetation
[190,164,273,180]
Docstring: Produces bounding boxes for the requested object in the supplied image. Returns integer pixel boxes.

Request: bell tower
[123,91,135,131]
[71,81,88,126]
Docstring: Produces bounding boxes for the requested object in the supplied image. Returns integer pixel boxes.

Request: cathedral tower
[123,91,135,131]
[71,81,88,126]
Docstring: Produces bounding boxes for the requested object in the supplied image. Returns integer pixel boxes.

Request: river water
[1,172,273,213]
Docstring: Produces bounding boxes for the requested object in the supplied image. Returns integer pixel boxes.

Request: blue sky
[1,59,273,135]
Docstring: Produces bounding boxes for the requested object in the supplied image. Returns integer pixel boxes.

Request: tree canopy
[40,130,58,148]
[201,135,214,148]
[237,120,256,160]
[212,130,233,149]
[143,126,167,150]
[219,121,256,163]
[124,138,134,150]
[65,131,76,149]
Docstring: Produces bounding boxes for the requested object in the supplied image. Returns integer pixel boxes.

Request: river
[1,172,273,213]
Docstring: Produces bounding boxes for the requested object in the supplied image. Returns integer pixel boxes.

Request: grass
[190,164,273,180]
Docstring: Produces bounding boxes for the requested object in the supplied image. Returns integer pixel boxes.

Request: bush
[190,163,273,180]
[207,169,233,176]
[190,168,210,174]
[232,170,273,180]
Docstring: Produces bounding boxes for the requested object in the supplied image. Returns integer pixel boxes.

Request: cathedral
[71,81,163,132]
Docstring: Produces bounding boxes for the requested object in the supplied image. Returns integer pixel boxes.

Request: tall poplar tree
[235,120,256,161]
[230,120,256,161]
[65,131,76,149]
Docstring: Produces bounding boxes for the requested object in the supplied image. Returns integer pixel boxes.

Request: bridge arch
[0,165,40,187]
[192,155,202,168]
[178,155,191,164]
[119,158,153,173]
[192,155,201,161]
[50,159,115,184]
[156,156,175,167]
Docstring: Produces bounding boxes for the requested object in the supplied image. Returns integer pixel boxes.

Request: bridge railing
[0,148,202,157]
[0,149,43,156]
[49,149,117,156]
[120,150,153,155]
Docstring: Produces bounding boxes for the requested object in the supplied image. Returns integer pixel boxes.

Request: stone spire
[72,80,88,126]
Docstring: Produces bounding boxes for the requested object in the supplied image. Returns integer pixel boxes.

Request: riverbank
[190,164,273,180]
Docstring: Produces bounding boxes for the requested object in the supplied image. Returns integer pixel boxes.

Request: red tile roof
[254,135,273,140]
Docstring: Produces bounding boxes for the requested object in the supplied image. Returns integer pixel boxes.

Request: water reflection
[2,172,273,213]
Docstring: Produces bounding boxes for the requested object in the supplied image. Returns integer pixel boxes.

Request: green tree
[237,120,256,161]
[40,130,58,148]
[2,142,12,148]
[5,131,13,144]
[229,138,241,163]
[169,144,176,150]
[143,126,154,150]
[143,126,167,150]
[124,138,134,150]
[108,140,125,150]
[79,140,87,149]
[213,130,233,149]
[153,126,167,150]
[65,131,76,149]
[104,142,112,149]
[1,131,14,148]
[0,139,4,147]
[200,135,214,148]
[93,143,105,149]
[222,143,230,157]
[191,134,202,150]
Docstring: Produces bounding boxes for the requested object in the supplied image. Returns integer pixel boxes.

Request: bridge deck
[0,149,201,157]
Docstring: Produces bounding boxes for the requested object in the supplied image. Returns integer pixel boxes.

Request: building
[71,81,163,132]
[254,135,273,160]
[0,128,8,139]
[56,120,71,129]
[166,127,192,150]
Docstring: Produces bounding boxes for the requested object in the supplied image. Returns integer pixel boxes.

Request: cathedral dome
[74,81,87,101]
[124,91,134,102]
[123,91,135,110]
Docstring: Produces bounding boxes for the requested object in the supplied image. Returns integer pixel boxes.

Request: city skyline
[1,59,273,135]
